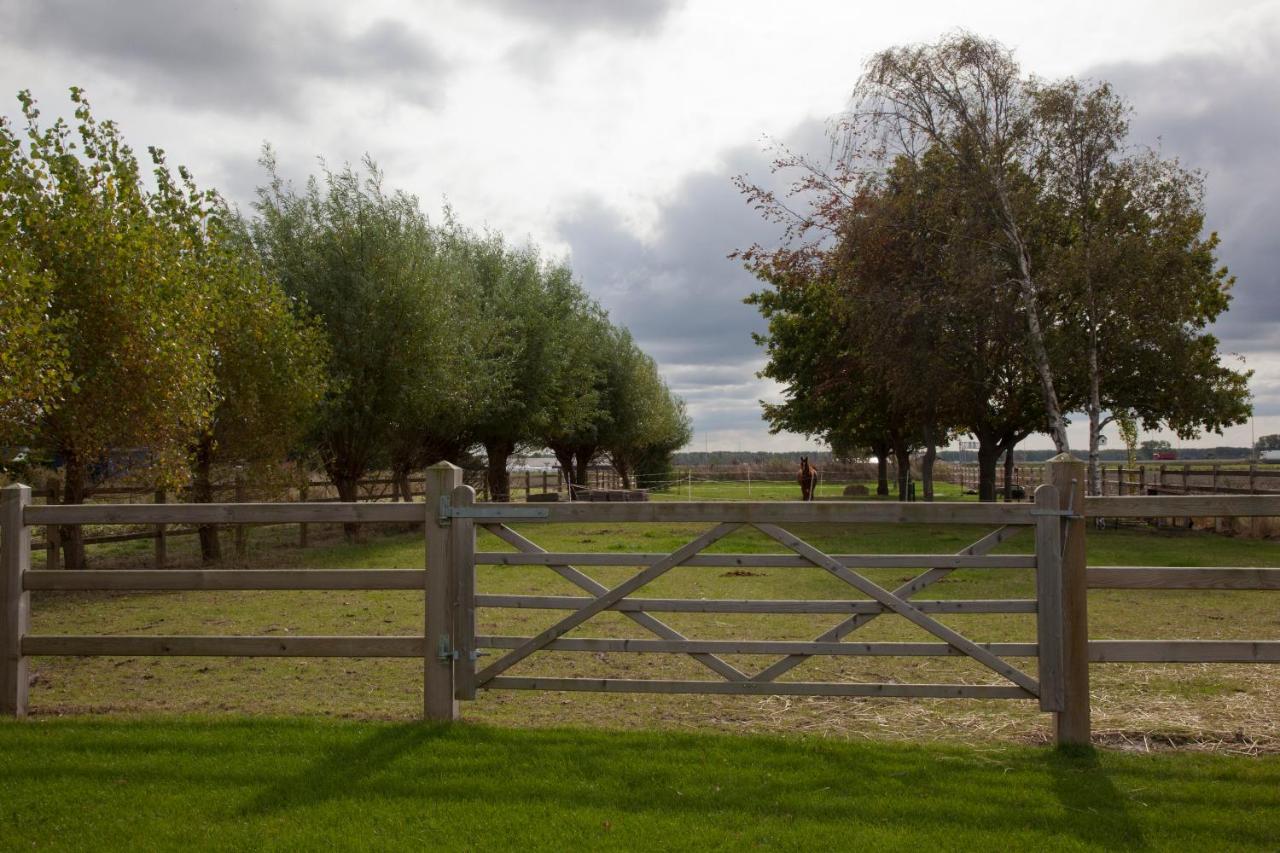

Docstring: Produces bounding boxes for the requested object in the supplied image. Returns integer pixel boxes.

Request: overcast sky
[3,0,1278,452]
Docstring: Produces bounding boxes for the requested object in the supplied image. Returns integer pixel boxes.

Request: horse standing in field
[797,457,818,502]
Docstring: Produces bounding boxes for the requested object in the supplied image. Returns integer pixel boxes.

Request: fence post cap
[427,461,461,471]
[1,483,30,493]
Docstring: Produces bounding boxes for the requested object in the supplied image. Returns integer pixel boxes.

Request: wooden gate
[436,473,1085,739]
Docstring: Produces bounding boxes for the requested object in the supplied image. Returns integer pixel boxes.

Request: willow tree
[457,231,600,501]
[2,89,219,568]
[251,154,455,536]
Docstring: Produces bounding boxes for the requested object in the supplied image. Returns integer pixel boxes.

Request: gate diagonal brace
[481,524,750,682]
[749,525,1016,684]
[752,523,1039,695]
[474,523,743,686]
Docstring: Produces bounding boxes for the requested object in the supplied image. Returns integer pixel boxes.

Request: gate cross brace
[475,523,743,686]
[481,523,749,682]
[750,525,1017,683]
[752,523,1039,695]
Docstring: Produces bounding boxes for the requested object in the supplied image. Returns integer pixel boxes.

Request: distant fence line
[949,461,1280,498]
[26,465,625,569]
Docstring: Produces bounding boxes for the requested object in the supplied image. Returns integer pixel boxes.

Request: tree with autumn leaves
[739,33,1250,499]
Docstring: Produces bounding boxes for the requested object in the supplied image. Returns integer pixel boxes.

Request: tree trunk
[550,446,576,499]
[999,201,1070,453]
[333,471,362,542]
[193,436,221,562]
[484,440,513,502]
[1086,332,1104,496]
[921,439,936,502]
[873,440,890,496]
[1003,446,1016,502]
[59,450,88,570]
[612,458,632,490]
[573,445,596,494]
[892,439,911,502]
[976,438,1001,503]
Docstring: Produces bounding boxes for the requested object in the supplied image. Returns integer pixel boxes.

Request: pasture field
[21,480,1280,750]
[2,718,1279,851]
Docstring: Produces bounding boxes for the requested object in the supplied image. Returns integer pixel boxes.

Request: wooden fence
[4,457,1279,746]
[27,465,626,569]
[951,461,1280,497]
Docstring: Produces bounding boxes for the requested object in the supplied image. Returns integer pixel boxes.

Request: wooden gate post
[233,467,247,558]
[2,484,31,717]
[450,484,477,701]
[424,462,462,721]
[1047,453,1089,746]
[1033,483,1064,716]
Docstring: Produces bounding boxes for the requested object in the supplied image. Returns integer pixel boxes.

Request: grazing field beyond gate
[4,457,1280,747]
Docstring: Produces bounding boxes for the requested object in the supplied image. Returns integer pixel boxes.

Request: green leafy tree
[2,89,219,567]
[457,230,601,501]
[1256,435,1280,452]
[1033,80,1251,493]
[251,153,459,537]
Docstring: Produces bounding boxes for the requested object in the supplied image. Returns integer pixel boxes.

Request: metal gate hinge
[438,495,550,524]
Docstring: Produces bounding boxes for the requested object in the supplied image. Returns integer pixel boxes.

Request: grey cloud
[1090,43,1280,348]
[7,0,447,116]
[557,120,828,440]
[480,0,681,35]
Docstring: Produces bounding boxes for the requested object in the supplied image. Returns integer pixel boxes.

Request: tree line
[0,89,689,566]
[736,34,1251,501]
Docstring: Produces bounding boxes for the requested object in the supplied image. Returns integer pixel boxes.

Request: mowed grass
[21,480,1280,747]
[2,718,1279,852]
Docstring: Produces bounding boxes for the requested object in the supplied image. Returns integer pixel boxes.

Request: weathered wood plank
[474,523,742,684]
[482,524,749,682]
[474,552,1036,569]
[424,463,461,721]
[25,502,423,526]
[749,525,1020,684]
[1,485,31,716]
[451,485,478,701]
[754,523,1041,694]
[1050,455,1090,746]
[535,501,1035,524]
[484,676,1033,699]
[1086,495,1280,518]
[474,594,1037,614]
[1087,567,1280,590]
[1034,483,1065,713]
[23,569,426,591]
[1088,640,1280,663]
[476,636,1039,656]
[22,635,422,657]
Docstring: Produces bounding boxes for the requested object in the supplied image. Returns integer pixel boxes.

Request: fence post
[1033,482,1063,715]
[234,467,247,558]
[423,461,462,721]
[44,476,60,571]
[154,487,167,569]
[298,478,309,548]
[1047,453,1089,746]
[2,484,31,717]
[450,484,477,701]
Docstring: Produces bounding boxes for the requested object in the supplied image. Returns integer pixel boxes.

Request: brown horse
[797,456,817,501]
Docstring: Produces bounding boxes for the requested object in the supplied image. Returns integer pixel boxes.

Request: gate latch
[437,634,459,663]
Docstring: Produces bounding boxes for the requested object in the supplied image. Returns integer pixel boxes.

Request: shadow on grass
[1047,745,1147,850]
[5,718,1276,848]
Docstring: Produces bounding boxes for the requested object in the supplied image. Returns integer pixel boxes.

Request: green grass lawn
[2,718,1278,851]
[19,481,1280,748]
